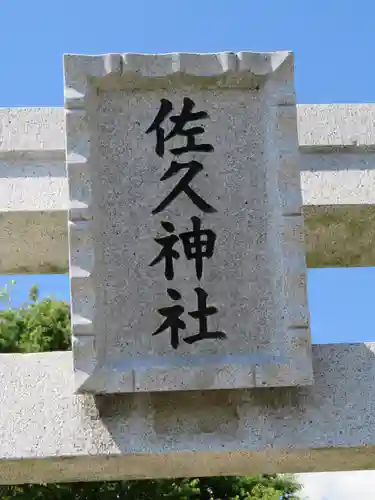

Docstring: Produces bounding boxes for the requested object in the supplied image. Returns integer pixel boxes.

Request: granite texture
[63,52,313,394]
[0,107,65,157]
[1,344,375,484]
[2,106,375,273]
[2,205,375,274]
[297,103,375,150]
[6,104,375,154]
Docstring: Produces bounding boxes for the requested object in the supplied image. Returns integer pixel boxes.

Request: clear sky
[1,1,374,498]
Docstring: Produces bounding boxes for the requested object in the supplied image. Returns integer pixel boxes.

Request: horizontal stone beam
[1,106,375,273]
[0,344,374,485]
[3,105,375,154]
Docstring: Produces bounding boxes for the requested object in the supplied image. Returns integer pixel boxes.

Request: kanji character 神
[149,217,216,280]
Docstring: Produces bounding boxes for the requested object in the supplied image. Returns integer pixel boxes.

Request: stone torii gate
[1,51,375,485]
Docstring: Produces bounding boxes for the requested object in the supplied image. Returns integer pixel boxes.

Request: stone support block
[0,344,374,484]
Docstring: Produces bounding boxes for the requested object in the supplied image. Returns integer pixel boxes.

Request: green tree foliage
[0,476,301,500]
[0,283,70,353]
[0,283,301,499]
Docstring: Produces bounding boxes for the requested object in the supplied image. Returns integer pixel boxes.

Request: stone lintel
[3,104,375,156]
[0,344,374,484]
[0,201,375,275]
[1,106,375,274]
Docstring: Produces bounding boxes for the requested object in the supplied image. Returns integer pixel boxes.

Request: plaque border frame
[63,51,314,394]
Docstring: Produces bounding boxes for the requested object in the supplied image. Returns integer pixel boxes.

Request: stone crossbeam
[1,105,375,273]
[0,343,374,485]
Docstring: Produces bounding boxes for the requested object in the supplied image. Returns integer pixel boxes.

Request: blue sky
[1,0,374,106]
[1,1,374,498]
[3,268,375,346]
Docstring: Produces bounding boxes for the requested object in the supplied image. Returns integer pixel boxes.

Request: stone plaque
[64,51,313,394]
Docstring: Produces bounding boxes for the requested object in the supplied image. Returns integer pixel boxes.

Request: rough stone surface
[0,107,65,156]
[5,104,375,155]
[2,106,375,273]
[2,205,375,274]
[297,103,375,150]
[4,104,375,155]
[63,52,312,394]
[0,344,375,484]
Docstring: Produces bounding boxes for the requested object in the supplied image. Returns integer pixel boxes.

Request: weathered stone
[2,107,375,274]
[0,344,375,485]
[64,52,313,394]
